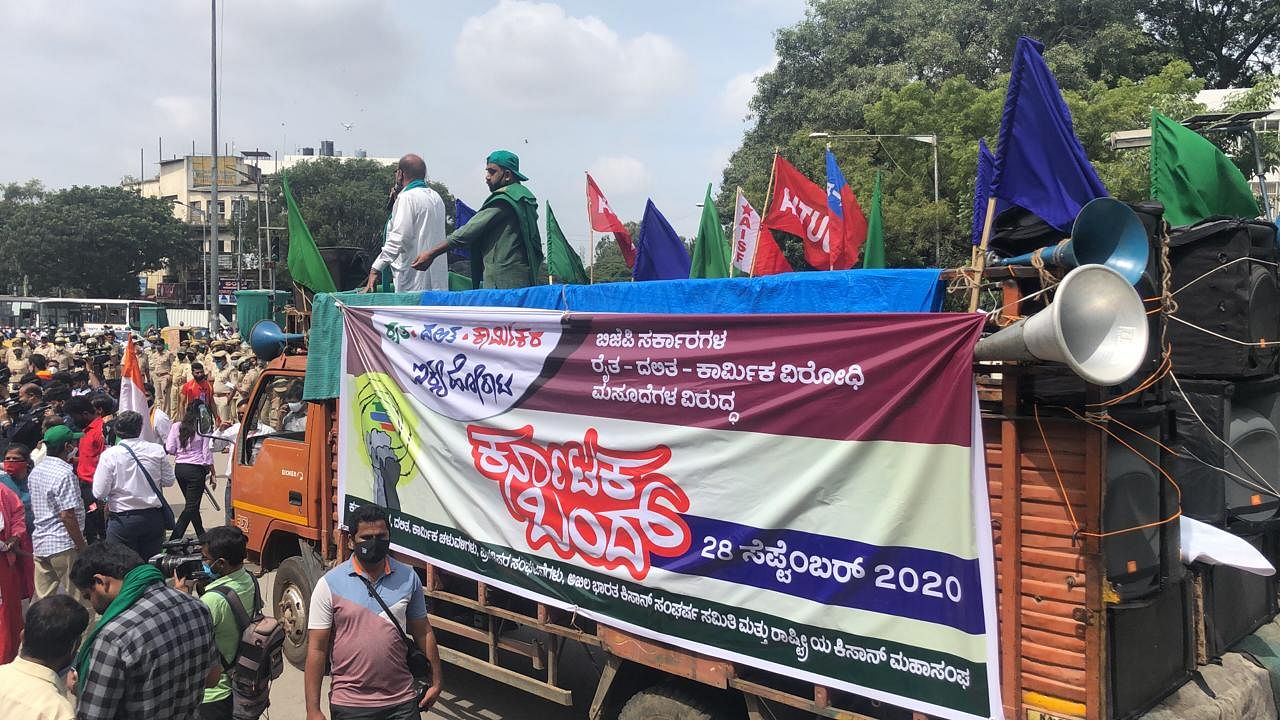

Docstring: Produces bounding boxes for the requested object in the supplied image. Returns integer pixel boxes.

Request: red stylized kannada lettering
[467,424,690,580]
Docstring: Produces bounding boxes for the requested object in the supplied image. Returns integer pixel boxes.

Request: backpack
[212,574,285,720]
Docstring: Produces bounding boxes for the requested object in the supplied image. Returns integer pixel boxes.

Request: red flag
[753,230,794,276]
[762,155,855,270]
[586,173,636,268]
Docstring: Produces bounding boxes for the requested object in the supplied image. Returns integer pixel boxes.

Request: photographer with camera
[1,383,49,450]
[173,526,271,720]
[70,542,218,720]
[92,410,176,561]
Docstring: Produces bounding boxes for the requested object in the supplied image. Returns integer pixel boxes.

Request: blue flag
[991,36,1108,232]
[451,199,476,259]
[633,199,691,281]
[971,139,1012,245]
[825,148,848,219]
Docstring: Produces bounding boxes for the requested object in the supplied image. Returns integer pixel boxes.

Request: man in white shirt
[145,382,173,442]
[364,154,448,293]
[92,410,176,560]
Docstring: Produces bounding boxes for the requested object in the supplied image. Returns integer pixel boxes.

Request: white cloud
[454,1,690,113]
[589,156,649,196]
[719,56,777,123]
[152,96,203,131]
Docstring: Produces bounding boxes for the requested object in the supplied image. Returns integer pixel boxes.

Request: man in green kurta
[412,150,544,289]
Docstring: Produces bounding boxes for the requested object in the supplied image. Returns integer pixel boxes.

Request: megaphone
[992,198,1149,285]
[974,264,1149,386]
[249,320,304,361]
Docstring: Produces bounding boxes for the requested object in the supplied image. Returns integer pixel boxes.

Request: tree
[248,158,458,267]
[1142,0,1280,88]
[716,0,1256,268]
[590,235,633,283]
[0,185,194,297]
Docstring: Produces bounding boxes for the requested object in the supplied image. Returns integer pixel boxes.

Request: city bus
[36,298,159,332]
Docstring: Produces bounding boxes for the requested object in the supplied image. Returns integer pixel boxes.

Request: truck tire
[275,556,317,668]
[617,682,736,720]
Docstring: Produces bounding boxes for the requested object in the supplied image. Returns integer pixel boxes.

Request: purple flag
[971,139,1012,245]
[633,199,691,281]
[451,199,476,259]
[991,37,1108,232]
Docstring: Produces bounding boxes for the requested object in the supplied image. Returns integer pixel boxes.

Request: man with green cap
[412,150,544,289]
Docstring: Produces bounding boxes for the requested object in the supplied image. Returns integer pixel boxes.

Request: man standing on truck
[411,150,544,289]
[363,154,448,293]
[305,504,443,720]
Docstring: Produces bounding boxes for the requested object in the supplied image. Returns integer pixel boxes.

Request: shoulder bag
[120,442,177,531]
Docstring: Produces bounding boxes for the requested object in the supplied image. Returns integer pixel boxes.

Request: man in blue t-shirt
[304,505,442,720]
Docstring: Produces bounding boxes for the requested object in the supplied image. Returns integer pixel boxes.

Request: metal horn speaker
[992,198,1150,285]
[249,320,304,361]
[974,264,1150,386]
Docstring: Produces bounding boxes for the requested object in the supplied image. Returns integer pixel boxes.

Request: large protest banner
[336,305,999,720]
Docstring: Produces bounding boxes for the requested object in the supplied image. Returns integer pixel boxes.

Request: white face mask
[286,402,303,413]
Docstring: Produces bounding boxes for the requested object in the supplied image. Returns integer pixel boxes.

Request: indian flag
[119,335,159,443]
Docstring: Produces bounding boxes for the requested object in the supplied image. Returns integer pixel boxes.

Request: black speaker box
[317,245,372,292]
[1107,578,1194,719]
[1167,218,1280,378]
[1170,377,1280,530]
[1198,531,1278,659]
[1104,405,1182,602]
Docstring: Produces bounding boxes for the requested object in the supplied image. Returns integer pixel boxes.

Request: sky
[0,0,806,262]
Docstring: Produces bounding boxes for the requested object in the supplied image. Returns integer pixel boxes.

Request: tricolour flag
[1151,109,1261,226]
[763,155,848,271]
[282,174,338,294]
[586,174,636,268]
[634,200,692,281]
[731,188,791,276]
[991,36,1108,232]
[825,148,867,269]
[119,335,159,443]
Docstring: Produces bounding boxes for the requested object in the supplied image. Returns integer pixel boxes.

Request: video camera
[149,537,210,587]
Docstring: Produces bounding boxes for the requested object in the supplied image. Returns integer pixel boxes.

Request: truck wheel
[617,682,736,720]
[275,556,315,668]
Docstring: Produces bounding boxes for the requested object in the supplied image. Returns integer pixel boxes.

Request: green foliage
[1141,0,1280,88]
[591,235,633,284]
[0,185,194,296]
[249,158,458,262]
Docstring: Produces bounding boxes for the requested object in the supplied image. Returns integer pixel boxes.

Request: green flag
[690,184,731,279]
[281,174,337,294]
[545,203,589,284]
[1151,109,1261,227]
[863,172,885,269]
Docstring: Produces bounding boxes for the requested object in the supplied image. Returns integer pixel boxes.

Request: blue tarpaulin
[303,269,944,399]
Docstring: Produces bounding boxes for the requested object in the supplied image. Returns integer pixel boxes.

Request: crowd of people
[0,325,444,720]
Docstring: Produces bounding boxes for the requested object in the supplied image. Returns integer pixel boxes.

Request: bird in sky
[341,122,354,131]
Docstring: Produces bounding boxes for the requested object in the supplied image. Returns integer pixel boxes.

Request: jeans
[171,463,209,539]
[198,696,232,720]
[106,508,167,560]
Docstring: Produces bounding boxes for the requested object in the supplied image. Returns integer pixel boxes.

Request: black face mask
[355,537,390,565]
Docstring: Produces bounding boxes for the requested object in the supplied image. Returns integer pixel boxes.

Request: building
[125,144,396,312]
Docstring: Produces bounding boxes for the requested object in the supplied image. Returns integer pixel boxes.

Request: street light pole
[208,0,221,334]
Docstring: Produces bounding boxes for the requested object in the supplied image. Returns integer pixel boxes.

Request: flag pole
[753,151,780,278]
[826,143,835,272]
[585,172,595,285]
[967,196,998,312]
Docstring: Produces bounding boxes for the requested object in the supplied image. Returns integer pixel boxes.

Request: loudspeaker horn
[974,264,1150,386]
[249,320,304,361]
[993,197,1150,285]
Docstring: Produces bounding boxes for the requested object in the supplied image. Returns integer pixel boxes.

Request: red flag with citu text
[762,155,857,270]
[585,173,636,268]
